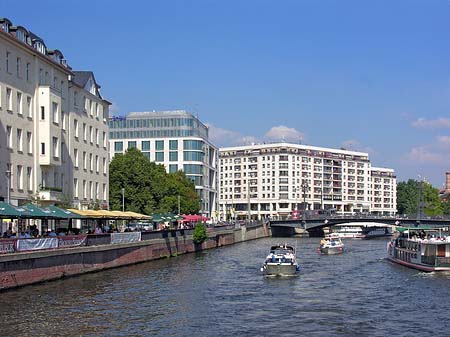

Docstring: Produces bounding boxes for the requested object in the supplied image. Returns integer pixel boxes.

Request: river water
[1,237,450,337]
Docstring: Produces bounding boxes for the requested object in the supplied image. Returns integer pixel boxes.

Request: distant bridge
[269,215,450,237]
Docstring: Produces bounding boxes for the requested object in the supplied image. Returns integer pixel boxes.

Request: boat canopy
[397,226,433,233]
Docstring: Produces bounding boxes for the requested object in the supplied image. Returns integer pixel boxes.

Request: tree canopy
[397,179,444,216]
[109,148,200,215]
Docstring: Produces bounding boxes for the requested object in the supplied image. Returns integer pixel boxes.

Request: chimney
[446,172,450,194]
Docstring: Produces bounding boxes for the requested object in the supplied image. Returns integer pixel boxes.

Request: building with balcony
[0,18,110,208]
[219,142,397,220]
[108,110,218,218]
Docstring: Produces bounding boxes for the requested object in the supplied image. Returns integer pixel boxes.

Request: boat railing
[421,255,450,267]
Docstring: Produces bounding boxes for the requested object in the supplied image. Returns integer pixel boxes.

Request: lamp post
[5,170,11,204]
[121,187,125,212]
[301,181,308,211]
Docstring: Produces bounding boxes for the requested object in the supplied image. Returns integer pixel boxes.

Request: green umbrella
[0,202,29,218]
[46,205,86,219]
[151,214,165,223]
[22,204,62,219]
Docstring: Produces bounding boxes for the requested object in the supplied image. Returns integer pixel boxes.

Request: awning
[23,204,63,219]
[0,202,30,218]
[46,205,86,219]
[124,211,152,220]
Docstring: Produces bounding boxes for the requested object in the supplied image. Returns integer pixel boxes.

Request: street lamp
[301,181,309,211]
[121,187,125,212]
[5,170,11,204]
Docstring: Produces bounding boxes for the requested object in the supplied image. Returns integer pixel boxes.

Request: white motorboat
[319,234,345,255]
[261,244,300,276]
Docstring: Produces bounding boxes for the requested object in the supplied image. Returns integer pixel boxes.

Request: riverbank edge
[0,224,270,291]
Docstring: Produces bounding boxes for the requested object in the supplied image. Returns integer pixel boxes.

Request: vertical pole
[247,179,251,223]
[121,187,125,212]
[6,170,11,204]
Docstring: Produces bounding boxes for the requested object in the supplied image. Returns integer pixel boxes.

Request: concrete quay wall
[0,224,269,291]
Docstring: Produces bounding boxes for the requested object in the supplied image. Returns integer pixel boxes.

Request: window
[142,141,150,151]
[26,63,30,81]
[169,164,178,173]
[95,128,99,145]
[103,132,107,148]
[27,167,32,191]
[155,152,164,162]
[41,142,45,155]
[103,157,107,174]
[74,91,78,106]
[114,141,123,152]
[90,153,93,171]
[89,181,93,199]
[183,164,203,174]
[183,140,203,150]
[6,88,12,111]
[6,51,10,73]
[16,57,21,78]
[143,152,150,161]
[27,132,32,154]
[52,137,58,158]
[74,149,79,168]
[103,184,107,201]
[74,178,79,198]
[83,180,87,199]
[17,92,22,114]
[89,126,93,143]
[95,155,99,173]
[17,165,23,190]
[26,96,32,118]
[169,151,178,161]
[61,142,65,162]
[128,141,137,149]
[61,111,66,130]
[169,140,178,150]
[183,151,204,162]
[83,123,87,141]
[40,106,45,120]
[6,126,12,148]
[83,151,87,170]
[155,140,164,151]
[52,102,58,123]
[74,119,79,138]
[95,102,99,118]
[17,129,22,152]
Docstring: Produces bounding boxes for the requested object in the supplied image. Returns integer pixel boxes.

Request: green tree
[161,170,200,214]
[442,198,450,215]
[397,179,443,216]
[109,148,200,215]
[109,148,156,214]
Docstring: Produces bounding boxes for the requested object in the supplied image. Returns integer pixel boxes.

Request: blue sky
[4,0,450,187]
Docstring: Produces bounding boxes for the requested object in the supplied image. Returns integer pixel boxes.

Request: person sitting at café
[48,229,57,237]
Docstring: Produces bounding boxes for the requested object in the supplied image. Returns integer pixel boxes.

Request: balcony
[38,186,63,203]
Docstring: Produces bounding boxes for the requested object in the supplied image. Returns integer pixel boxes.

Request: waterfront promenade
[0,223,269,291]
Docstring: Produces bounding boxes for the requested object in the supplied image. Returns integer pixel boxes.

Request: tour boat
[319,234,345,255]
[387,227,450,272]
[261,244,300,276]
[332,224,392,239]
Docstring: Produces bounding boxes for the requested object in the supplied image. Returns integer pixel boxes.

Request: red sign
[0,239,16,254]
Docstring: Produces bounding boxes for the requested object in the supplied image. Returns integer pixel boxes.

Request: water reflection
[1,238,450,336]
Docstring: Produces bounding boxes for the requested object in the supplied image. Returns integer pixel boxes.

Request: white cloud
[109,102,120,115]
[411,118,450,129]
[406,146,446,164]
[437,135,450,148]
[264,125,304,143]
[206,124,260,147]
[340,139,376,156]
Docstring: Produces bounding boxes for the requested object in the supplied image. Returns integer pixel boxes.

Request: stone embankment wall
[0,224,270,291]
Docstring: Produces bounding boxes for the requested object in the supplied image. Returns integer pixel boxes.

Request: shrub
[193,223,207,244]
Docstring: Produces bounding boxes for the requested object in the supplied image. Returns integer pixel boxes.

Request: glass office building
[109,110,218,218]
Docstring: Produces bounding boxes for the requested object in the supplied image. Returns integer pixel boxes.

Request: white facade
[0,18,110,208]
[219,143,397,221]
[108,110,218,218]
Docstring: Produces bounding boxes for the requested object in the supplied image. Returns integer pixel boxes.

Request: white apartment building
[219,142,397,220]
[0,18,110,209]
[108,110,218,218]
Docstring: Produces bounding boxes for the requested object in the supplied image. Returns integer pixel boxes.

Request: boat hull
[320,246,344,255]
[386,255,450,272]
[263,263,298,276]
